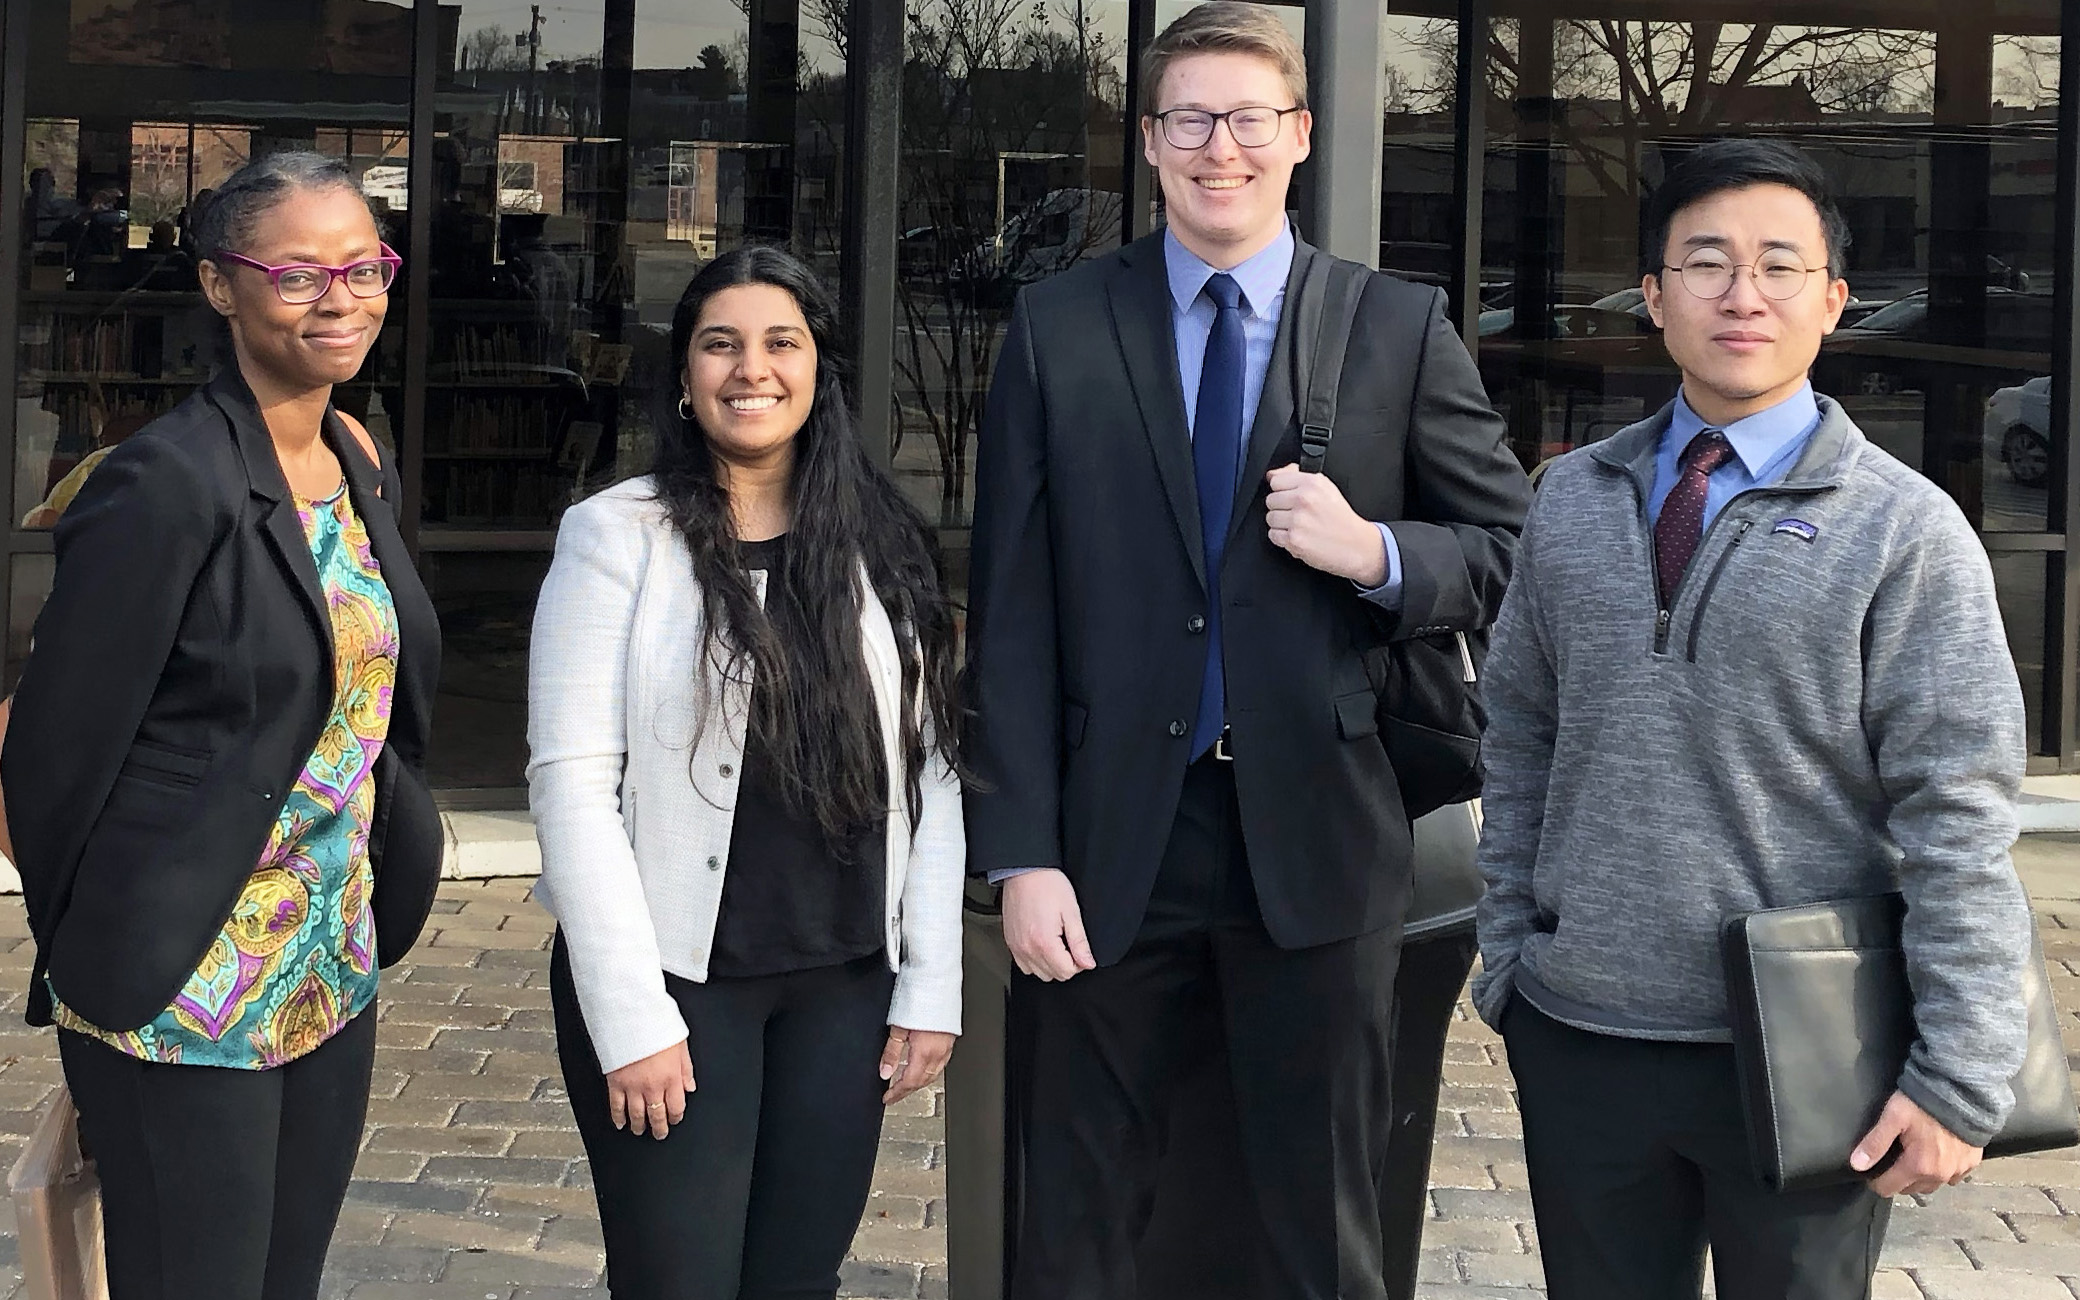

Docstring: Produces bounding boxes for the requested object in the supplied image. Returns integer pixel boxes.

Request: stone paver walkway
[0,839,2072,1297]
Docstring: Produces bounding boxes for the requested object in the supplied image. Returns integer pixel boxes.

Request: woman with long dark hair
[528,245,965,1299]
[1,151,443,1298]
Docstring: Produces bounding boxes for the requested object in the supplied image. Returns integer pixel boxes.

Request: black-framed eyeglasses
[1150,105,1303,150]
[1660,252,1830,302]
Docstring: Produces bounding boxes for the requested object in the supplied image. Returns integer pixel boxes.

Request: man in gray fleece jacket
[1476,140,2032,1298]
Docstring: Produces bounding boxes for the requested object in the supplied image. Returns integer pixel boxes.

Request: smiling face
[683,282,819,471]
[1143,50,1311,269]
[198,185,388,396]
[1643,182,1851,425]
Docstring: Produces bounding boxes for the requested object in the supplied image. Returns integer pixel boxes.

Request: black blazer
[3,369,443,1030]
[963,231,1530,963]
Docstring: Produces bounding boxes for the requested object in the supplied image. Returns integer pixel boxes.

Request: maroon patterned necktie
[1654,430,1736,607]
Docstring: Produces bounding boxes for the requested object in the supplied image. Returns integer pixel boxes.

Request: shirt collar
[1668,383,1822,479]
[1164,222,1296,318]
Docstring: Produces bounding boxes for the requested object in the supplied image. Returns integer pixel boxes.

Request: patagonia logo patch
[1772,518,1819,542]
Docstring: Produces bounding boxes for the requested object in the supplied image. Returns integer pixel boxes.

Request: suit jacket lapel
[1228,239,1315,553]
[1107,233,1206,590]
[212,371,334,659]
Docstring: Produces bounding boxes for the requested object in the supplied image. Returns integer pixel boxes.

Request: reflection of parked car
[950,188,1123,305]
[1479,280,1607,312]
[1479,304,1661,339]
[1986,376,2053,487]
[1590,287,1649,318]
[1816,289,2054,396]
[1379,241,1455,286]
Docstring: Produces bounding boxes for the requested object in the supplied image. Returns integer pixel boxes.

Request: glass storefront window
[1470,12,2060,529]
[1459,3,2061,748]
[423,0,847,788]
[1381,13,1458,290]
[891,0,1133,528]
[14,0,413,533]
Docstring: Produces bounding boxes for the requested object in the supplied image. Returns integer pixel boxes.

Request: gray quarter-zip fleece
[1473,395,2032,1146]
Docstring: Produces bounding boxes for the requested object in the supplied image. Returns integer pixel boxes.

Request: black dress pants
[1503,999,1892,1300]
[57,1003,377,1300]
[1009,757,1402,1300]
[550,935,895,1300]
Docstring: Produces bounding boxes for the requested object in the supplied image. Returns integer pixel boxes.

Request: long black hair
[653,245,963,848]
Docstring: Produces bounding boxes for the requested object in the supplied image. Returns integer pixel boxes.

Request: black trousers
[1504,999,1893,1300]
[57,1004,377,1300]
[1131,924,1477,1300]
[550,935,895,1300]
[1009,758,1402,1300]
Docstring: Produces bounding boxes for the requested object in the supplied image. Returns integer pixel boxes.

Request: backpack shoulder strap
[1296,255,1371,475]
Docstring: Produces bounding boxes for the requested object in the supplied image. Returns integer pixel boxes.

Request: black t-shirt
[710,535,888,978]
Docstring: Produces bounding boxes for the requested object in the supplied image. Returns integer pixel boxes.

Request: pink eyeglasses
[214,243,402,305]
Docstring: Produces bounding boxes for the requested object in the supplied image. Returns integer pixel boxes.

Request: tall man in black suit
[962,5,1531,1296]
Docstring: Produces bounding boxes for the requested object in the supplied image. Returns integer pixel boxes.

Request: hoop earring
[677,395,694,421]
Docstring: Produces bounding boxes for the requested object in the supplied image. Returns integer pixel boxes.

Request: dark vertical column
[0,0,26,653]
[1296,11,1322,241]
[843,0,900,468]
[746,0,802,244]
[1123,0,1158,241]
[2048,23,2079,765]
[1449,0,1489,352]
[402,0,440,553]
[1924,21,1994,523]
[600,0,635,329]
[1508,10,1556,454]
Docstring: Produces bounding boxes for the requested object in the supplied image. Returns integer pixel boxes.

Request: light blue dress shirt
[1648,384,1821,530]
[1162,226,1403,605]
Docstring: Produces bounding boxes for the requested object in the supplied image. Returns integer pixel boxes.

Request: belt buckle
[1213,727,1234,762]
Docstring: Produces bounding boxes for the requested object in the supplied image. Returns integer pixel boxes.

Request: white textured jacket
[527,478,965,1074]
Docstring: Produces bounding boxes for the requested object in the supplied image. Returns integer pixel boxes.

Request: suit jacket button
[1168,720,1186,737]
[1187,615,1206,633]
[719,763,734,778]
[706,855,722,871]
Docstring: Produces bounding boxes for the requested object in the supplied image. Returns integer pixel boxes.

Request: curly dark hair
[653,245,964,848]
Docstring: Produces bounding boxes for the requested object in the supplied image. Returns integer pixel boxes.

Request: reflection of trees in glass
[128,127,188,228]
[1410,22,1941,200]
[894,0,1125,523]
[1995,36,2061,111]
[460,24,531,73]
[1385,19,1458,117]
[726,0,851,62]
[26,121,83,198]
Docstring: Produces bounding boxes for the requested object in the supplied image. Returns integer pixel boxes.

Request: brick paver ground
[0,839,2071,1297]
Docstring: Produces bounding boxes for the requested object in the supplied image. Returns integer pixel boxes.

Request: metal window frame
[843,0,901,468]
[0,0,29,658]
[2046,20,2080,768]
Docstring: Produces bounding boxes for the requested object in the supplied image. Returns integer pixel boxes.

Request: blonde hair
[1141,3,1308,120]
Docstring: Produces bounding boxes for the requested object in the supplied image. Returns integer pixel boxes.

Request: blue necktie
[1191,273,1246,759]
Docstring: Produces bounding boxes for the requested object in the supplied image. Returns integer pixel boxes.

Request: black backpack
[1291,255,1487,824]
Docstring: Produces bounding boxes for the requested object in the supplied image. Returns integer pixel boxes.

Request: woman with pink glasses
[1,151,442,1300]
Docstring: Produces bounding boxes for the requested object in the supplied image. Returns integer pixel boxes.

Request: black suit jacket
[963,231,1530,963]
[3,369,444,1030]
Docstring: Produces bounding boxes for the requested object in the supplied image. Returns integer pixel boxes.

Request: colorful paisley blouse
[55,483,399,1068]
